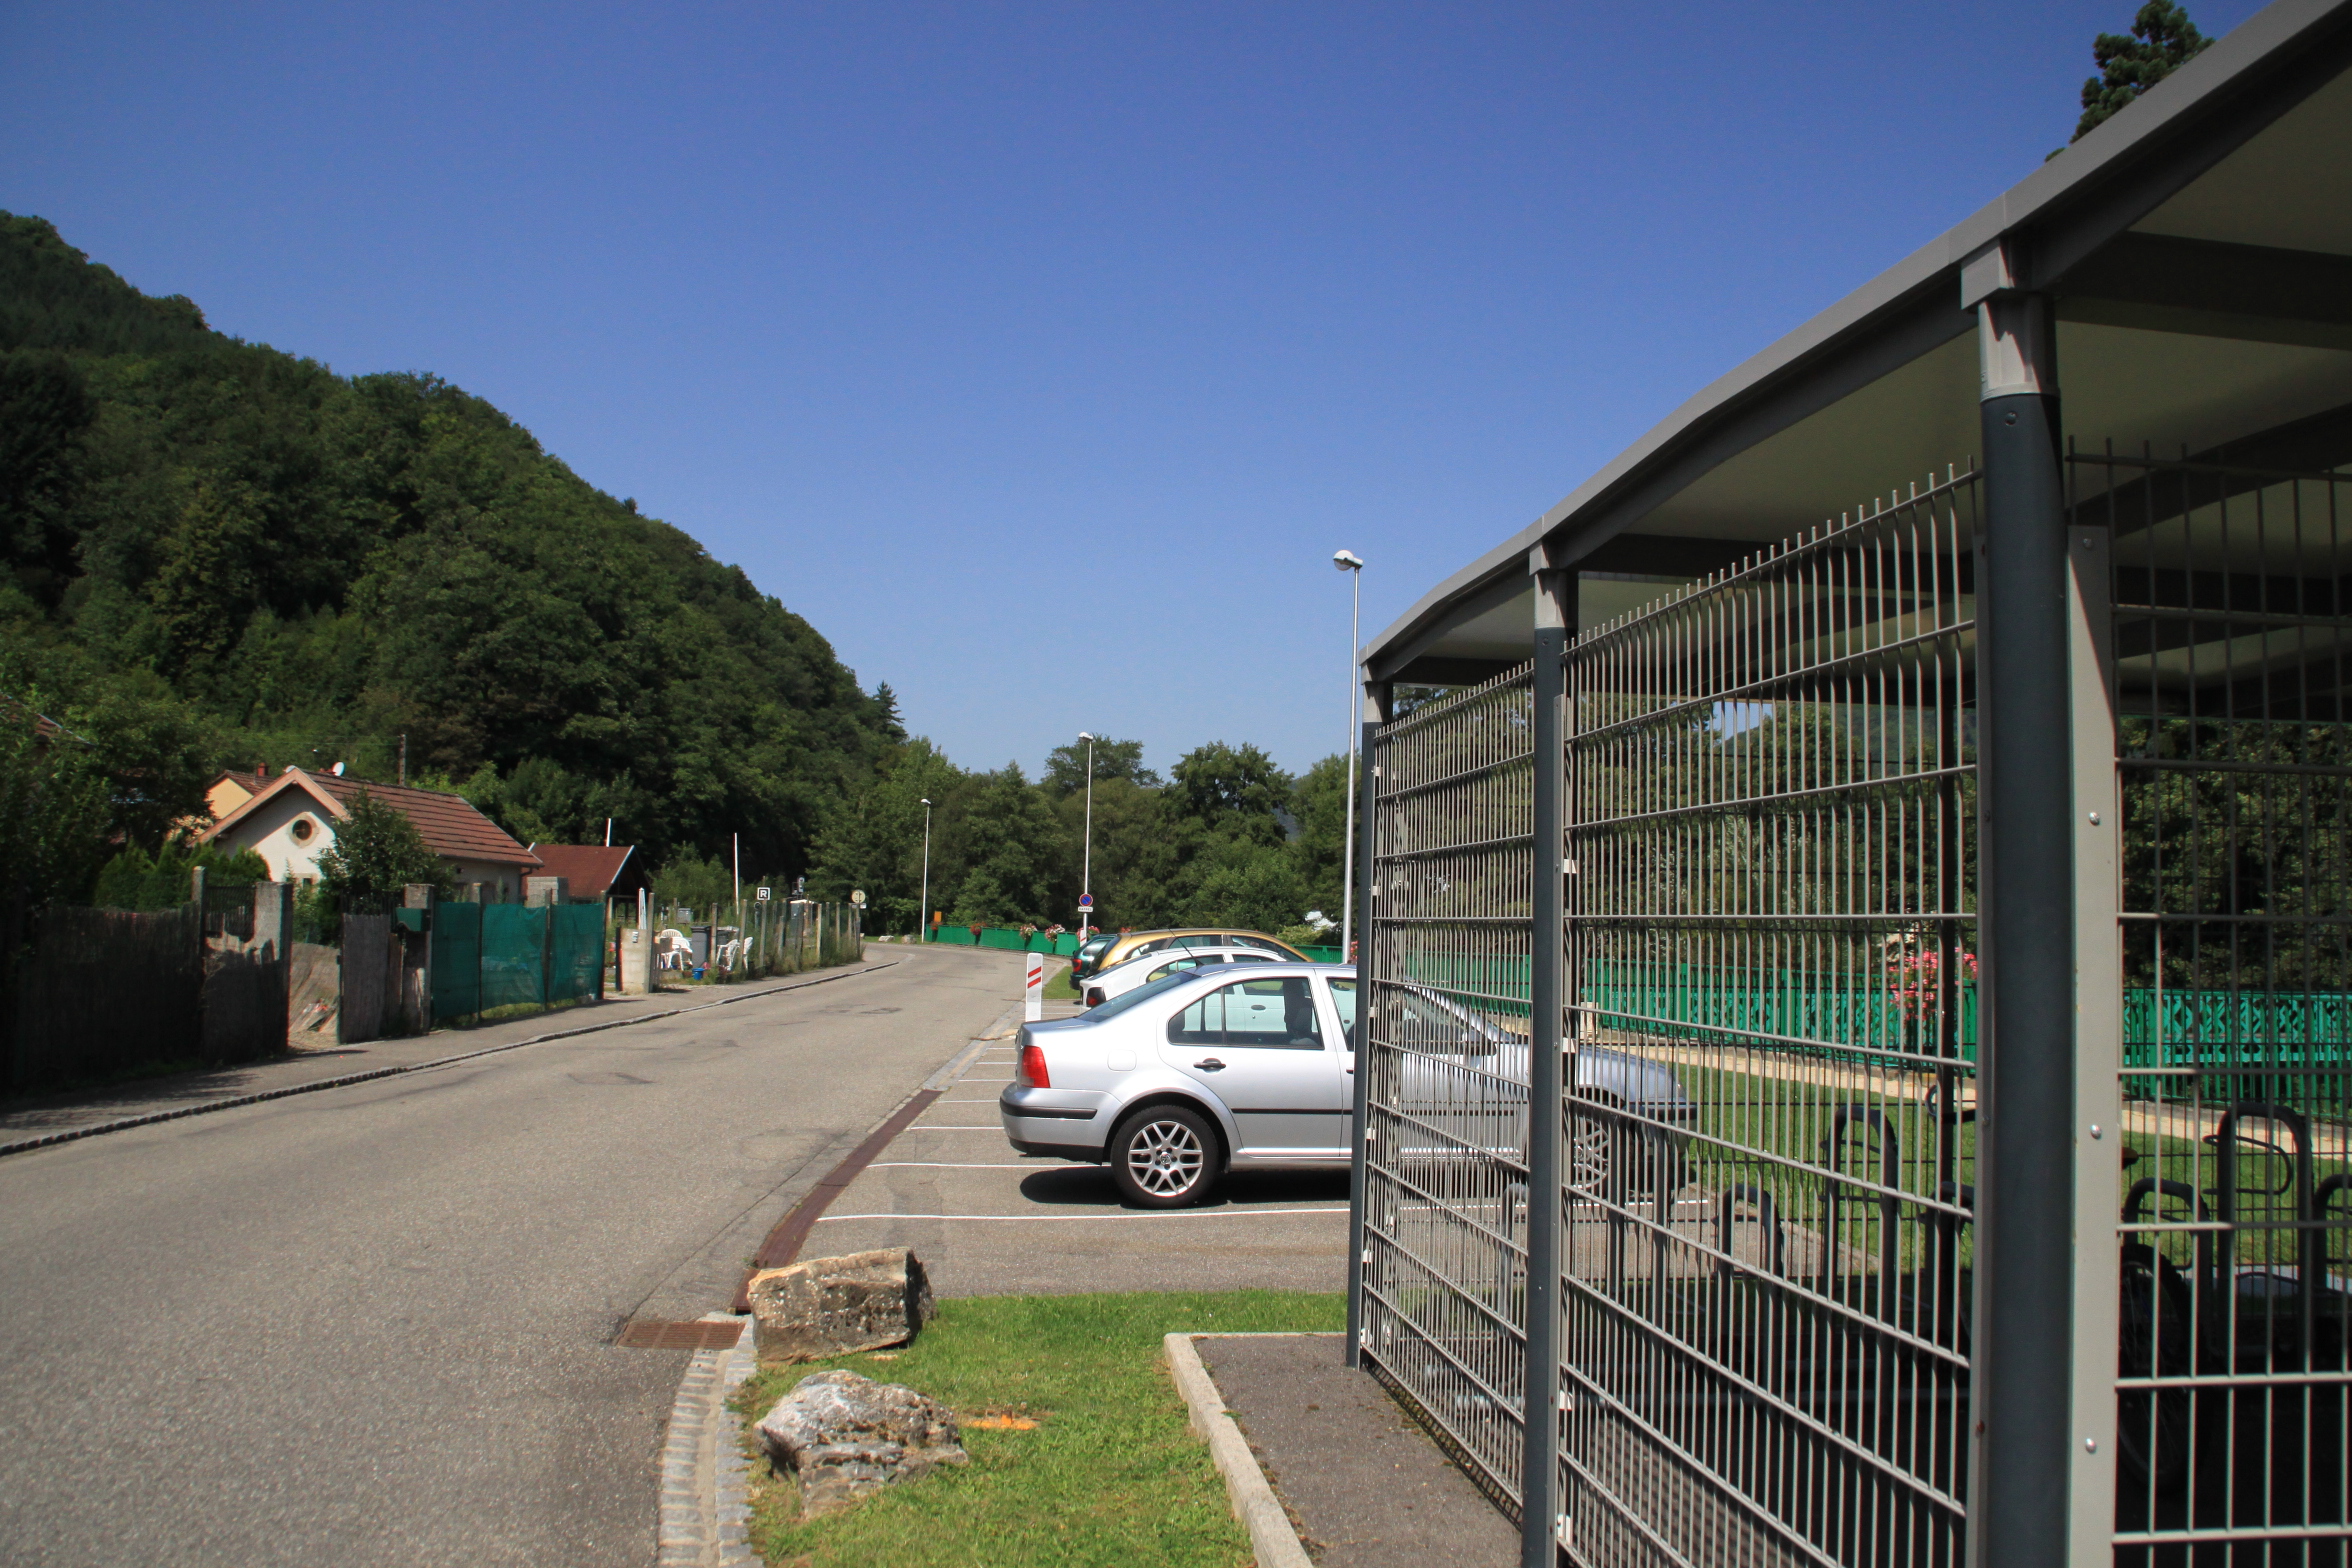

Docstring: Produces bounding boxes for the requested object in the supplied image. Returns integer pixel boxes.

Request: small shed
[524,844,653,917]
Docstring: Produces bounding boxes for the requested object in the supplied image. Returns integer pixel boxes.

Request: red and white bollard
[1024,950,1044,1021]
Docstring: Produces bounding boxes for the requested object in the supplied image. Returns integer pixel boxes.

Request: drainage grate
[616,1318,748,1350]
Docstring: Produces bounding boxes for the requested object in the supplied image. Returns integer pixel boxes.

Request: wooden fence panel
[339,913,391,1044]
[6,905,203,1090]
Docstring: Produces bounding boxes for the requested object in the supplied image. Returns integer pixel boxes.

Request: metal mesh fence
[1558,468,1981,1568]
[1362,661,1539,1503]
[1365,453,2351,1566]
[2091,448,2351,1565]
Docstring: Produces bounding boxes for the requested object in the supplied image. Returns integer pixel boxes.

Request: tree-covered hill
[1,212,900,891]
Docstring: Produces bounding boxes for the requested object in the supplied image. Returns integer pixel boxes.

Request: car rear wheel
[1110,1105,1218,1208]
[1566,1096,1685,1205]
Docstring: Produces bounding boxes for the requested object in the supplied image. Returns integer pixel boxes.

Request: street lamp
[1334,550,1365,964]
[1077,732,1097,938]
[918,798,934,943]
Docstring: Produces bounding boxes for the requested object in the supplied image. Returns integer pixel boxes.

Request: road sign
[1078,894,1094,910]
[756,885,771,902]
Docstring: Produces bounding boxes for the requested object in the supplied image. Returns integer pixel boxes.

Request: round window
[290,817,315,844]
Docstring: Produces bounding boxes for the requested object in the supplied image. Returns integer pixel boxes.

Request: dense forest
[2,213,1356,937]
[1,211,900,904]
[793,735,1354,944]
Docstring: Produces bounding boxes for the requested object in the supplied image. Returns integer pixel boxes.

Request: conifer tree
[2075,2,2213,140]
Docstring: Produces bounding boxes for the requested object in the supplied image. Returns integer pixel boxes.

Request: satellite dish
[331,762,347,776]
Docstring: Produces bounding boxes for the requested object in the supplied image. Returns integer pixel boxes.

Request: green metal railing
[1388,957,2351,1101]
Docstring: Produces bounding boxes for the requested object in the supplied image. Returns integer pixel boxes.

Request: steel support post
[1345,677,1392,1371]
[2066,513,2124,1566]
[1968,286,2078,1568]
[1522,563,1572,1567]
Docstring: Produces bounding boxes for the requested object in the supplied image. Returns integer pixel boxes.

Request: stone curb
[0,959,899,1161]
[1165,1333,1317,1568]
[657,1317,761,1568]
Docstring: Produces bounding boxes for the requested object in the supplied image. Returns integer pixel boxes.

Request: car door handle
[1193,1058,1226,1071]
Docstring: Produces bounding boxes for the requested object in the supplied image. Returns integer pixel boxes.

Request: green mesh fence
[921,926,1080,953]
[550,905,604,1002]
[426,902,607,1021]
[479,906,547,1011]
[432,902,482,1021]
[918,927,1337,960]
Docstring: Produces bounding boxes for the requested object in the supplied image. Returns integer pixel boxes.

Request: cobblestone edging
[0,959,898,1161]
[658,1317,761,1568]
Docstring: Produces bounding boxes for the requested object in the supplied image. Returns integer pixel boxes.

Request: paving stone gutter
[658,1318,762,1568]
[659,999,1024,1568]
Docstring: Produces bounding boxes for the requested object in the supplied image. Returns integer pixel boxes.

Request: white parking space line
[869,1162,1075,1170]
[814,1208,1350,1223]
[901,1125,1006,1131]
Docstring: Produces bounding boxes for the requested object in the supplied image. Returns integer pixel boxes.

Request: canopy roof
[1366,0,2352,684]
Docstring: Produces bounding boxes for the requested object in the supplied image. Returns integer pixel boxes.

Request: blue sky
[0,0,2263,777]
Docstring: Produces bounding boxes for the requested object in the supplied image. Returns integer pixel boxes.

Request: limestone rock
[755,1369,968,1514]
[746,1248,936,1363]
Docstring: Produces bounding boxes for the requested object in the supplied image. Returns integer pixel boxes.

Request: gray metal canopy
[1365,0,2352,686]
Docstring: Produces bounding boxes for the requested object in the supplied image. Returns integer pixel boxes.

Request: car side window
[1148,957,1203,982]
[1228,934,1275,952]
[1232,952,1273,963]
[1326,978,1358,1048]
[1392,990,1497,1057]
[1178,933,1225,950]
[1167,977,1323,1050]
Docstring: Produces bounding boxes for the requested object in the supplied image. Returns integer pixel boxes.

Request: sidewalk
[1193,1334,1515,1568]
[0,955,893,1153]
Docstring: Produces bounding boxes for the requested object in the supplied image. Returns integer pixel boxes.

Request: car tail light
[1018,1042,1051,1089]
[1085,988,1104,1006]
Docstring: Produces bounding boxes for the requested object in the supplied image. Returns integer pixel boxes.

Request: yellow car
[1072,928,1309,981]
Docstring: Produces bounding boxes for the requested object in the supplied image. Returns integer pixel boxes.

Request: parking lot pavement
[807,1031,1353,1296]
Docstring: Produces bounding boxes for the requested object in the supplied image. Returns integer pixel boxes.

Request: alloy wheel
[1126,1118,1205,1197]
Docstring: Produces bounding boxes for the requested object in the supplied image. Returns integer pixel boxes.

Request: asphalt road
[0,945,1017,1568]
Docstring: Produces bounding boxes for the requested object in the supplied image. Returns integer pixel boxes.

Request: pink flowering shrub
[1887,946,1978,1020]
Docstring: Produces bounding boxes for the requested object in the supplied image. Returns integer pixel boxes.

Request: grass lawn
[1668,1059,2347,1273]
[1042,964,1081,1001]
[732,1290,1343,1568]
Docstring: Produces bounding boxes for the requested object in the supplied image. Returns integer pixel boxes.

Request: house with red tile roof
[195,767,541,898]
[203,767,269,822]
[523,843,650,906]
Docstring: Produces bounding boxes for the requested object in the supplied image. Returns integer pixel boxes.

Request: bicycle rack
[1820,1105,1902,1310]
[1714,1183,1786,1280]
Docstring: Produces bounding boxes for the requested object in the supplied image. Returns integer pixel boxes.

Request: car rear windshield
[1084,967,1203,1022]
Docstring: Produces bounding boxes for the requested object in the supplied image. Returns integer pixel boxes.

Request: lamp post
[1077,731,1097,938]
[918,798,934,943]
[1334,550,1365,963]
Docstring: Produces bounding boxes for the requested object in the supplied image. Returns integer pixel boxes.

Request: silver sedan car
[1078,945,1279,1007]
[999,963,1694,1207]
